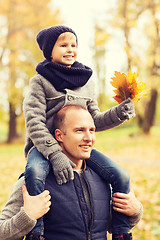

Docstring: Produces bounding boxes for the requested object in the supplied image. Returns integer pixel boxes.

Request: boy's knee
[121,168,130,186]
[25,164,44,180]
[116,168,130,193]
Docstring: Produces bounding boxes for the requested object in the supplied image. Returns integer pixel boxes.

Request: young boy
[23,25,135,240]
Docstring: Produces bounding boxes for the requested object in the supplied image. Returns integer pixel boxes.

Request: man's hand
[22,185,51,220]
[111,186,141,216]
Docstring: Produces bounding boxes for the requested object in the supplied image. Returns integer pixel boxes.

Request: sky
[52,0,112,64]
[51,0,154,96]
[51,0,123,95]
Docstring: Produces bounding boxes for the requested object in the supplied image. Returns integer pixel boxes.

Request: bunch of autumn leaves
[110,71,148,104]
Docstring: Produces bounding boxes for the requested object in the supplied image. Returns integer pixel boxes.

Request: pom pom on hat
[36,25,78,60]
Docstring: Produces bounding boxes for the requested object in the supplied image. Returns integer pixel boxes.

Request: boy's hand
[116,98,135,120]
[22,185,51,220]
[49,152,75,185]
[111,186,141,216]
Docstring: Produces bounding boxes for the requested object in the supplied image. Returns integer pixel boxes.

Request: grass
[0,124,160,239]
[0,142,25,207]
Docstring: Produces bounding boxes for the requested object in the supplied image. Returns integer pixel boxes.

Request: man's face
[55,108,96,165]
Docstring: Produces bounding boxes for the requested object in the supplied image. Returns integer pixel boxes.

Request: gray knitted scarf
[36,60,93,91]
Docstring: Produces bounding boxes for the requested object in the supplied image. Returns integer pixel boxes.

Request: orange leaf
[110,71,148,104]
[113,95,123,104]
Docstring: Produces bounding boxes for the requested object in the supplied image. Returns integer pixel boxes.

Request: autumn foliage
[110,71,148,104]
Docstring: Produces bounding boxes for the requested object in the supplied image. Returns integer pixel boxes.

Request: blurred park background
[0,0,160,239]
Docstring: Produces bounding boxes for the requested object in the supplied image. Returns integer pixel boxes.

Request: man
[0,105,142,240]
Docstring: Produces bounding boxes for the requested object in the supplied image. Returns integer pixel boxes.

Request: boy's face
[51,32,77,67]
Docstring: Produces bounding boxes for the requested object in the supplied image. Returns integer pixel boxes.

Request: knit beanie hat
[36,25,78,60]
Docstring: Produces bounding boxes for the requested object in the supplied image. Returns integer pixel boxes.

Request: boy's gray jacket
[23,74,125,160]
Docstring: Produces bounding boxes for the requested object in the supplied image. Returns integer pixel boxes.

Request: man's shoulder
[9,176,25,198]
[0,176,25,213]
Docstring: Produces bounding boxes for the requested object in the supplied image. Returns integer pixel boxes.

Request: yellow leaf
[110,71,148,103]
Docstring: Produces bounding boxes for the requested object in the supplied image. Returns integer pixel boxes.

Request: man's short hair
[53,105,88,133]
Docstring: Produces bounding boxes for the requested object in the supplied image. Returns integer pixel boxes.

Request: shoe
[25,232,45,240]
[112,233,132,240]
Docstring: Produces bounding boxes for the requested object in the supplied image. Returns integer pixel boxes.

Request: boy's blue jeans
[25,148,51,236]
[25,147,130,236]
[88,149,130,234]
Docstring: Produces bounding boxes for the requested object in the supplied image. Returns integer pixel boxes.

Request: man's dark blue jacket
[44,165,111,240]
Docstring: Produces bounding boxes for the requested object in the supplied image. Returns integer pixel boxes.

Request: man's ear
[55,129,63,142]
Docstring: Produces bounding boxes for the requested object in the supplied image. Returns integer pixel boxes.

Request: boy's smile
[51,32,78,67]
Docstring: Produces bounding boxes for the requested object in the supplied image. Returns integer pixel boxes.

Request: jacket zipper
[74,175,90,239]
[82,174,93,240]
[88,231,91,240]
[74,174,93,240]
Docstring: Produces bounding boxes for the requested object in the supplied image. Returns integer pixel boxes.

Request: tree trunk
[142,88,158,134]
[7,102,18,143]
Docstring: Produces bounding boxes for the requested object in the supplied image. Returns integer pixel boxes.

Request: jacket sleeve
[108,202,143,233]
[23,76,62,159]
[87,99,125,131]
[0,178,36,240]
[128,202,143,229]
